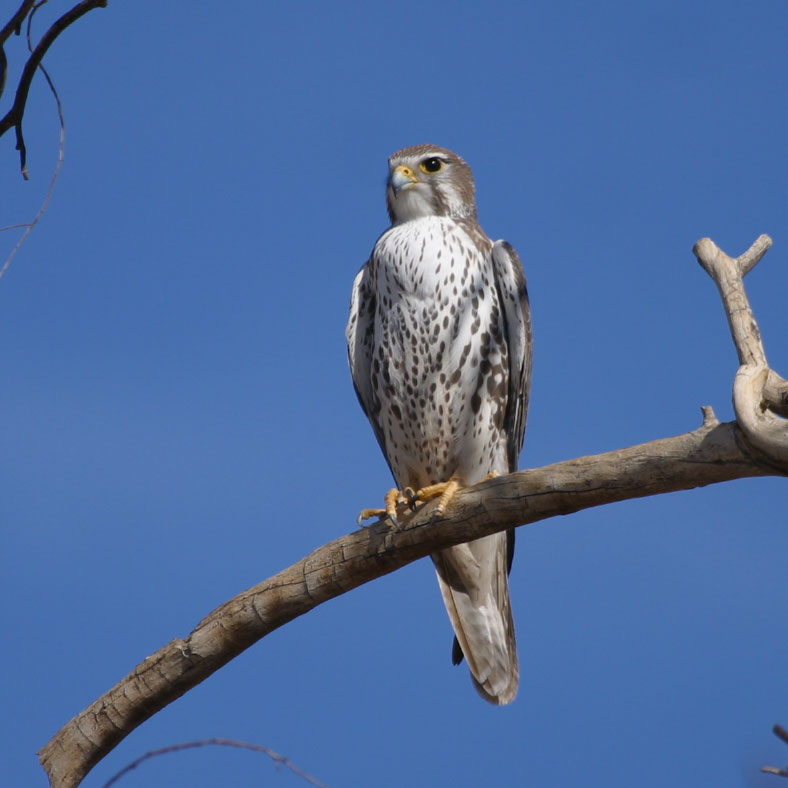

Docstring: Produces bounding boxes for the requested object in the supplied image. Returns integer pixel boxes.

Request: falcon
[346,144,532,704]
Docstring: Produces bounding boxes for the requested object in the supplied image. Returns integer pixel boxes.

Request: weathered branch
[38,417,786,788]
[39,236,787,788]
[694,235,788,462]
[0,0,107,178]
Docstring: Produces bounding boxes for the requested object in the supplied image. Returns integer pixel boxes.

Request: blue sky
[3,1,788,786]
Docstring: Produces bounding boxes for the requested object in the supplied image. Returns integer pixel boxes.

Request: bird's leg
[357,487,404,527]
[434,477,460,517]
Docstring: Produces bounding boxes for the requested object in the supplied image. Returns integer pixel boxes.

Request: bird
[346,144,532,704]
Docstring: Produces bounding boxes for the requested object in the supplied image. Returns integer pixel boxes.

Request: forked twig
[693,235,788,464]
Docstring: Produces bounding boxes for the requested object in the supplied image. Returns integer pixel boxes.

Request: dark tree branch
[0,1,37,107]
[0,1,36,53]
[0,3,66,281]
[0,0,106,179]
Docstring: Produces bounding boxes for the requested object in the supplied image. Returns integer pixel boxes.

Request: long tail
[432,530,518,704]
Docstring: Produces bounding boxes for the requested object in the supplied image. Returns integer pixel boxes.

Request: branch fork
[693,235,788,462]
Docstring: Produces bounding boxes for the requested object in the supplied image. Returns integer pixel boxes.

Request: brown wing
[346,262,395,478]
[491,240,532,473]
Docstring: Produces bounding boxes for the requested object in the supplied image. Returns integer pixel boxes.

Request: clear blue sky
[3,2,787,786]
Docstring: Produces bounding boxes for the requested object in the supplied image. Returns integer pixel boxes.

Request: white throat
[390,186,434,224]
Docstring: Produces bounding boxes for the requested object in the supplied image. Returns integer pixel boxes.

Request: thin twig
[0,0,65,281]
[762,725,788,778]
[100,738,331,788]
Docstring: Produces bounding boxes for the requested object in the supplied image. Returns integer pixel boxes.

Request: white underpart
[390,183,435,223]
[371,214,509,488]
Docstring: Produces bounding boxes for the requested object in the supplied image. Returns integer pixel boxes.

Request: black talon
[403,487,419,510]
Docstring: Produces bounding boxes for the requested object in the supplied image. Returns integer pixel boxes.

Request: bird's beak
[390,164,418,195]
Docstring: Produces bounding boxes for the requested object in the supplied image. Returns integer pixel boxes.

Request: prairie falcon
[346,144,532,704]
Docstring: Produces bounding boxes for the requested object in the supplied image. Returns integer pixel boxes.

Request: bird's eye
[419,157,444,174]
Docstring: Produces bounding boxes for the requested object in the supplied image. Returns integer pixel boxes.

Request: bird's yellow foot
[358,472,500,527]
[412,471,500,518]
[357,487,405,527]
[412,475,461,518]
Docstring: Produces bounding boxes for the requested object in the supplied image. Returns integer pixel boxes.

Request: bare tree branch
[0,0,106,179]
[694,235,788,463]
[38,236,787,788]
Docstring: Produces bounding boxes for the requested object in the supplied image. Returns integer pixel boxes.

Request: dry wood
[694,235,788,462]
[39,236,787,788]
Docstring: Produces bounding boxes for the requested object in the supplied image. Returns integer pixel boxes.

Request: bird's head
[386,144,477,225]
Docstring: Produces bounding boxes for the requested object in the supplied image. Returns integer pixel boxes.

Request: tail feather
[432,530,518,705]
